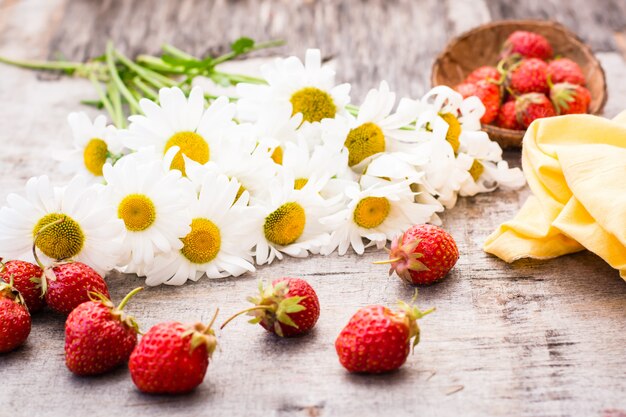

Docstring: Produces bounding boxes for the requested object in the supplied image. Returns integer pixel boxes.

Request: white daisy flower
[359,161,444,225]
[122,86,236,176]
[253,171,340,265]
[184,137,278,205]
[458,131,526,196]
[326,81,422,169]
[144,172,261,286]
[0,175,124,275]
[417,85,485,154]
[237,49,351,125]
[420,136,470,209]
[54,112,124,182]
[364,152,429,185]
[249,102,304,165]
[282,135,350,191]
[320,178,441,256]
[102,151,194,270]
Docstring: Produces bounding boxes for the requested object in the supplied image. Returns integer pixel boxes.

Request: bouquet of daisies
[0,49,524,286]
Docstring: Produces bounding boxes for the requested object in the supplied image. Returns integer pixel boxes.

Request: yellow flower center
[440,113,461,154]
[83,138,108,176]
[469,159,484,181]
[263,202,306,246]
[118,194,156,232]
[290,87,337,123]
[33,213,85,260]
[271,146,283,165]
[353,197,390,229]
[164,131,210,175]
[294,178,308,190]
[180,218,221,264]
[344,122,386,167]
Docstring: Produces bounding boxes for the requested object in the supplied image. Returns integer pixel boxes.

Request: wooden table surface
[1,1,626,416]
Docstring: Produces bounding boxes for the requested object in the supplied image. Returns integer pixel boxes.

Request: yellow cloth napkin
[484,111,626,280]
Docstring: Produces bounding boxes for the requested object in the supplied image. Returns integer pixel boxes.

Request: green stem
[136,55,187,74]
[106,42,140,113]
[162,44,196,61]
[0,55,83,72]
[212,39,285,66]
[212,70,266,85]
[80,99,104,109]
[107,81,125,128]
[89,75,117,126]
[114,48,177,88]
[372,257,402,265]
[132,77,158,100]
[220,305,273,329]
[117,287,143,310]
[205,308,220,333]
[346,103,359,116]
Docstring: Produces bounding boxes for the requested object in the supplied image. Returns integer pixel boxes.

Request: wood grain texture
[0,1,625,417]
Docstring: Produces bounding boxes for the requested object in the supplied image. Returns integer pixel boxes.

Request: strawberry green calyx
[221,280,307,337]
[549,82,579,114]
[397,291,435,350]
[374,232,430,284]
[183,308,219,356]
[88,287,143,333]
[0,274,27,307]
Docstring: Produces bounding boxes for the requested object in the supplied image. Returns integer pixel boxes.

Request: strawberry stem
[31,216,67,270]
[32,216,67,295]
[205,308,220,334]
[373,257,402,265]
[220,305,273,330]
[117,287,144,310]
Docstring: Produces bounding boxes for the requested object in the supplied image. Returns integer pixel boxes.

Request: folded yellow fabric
[483,111,626,280]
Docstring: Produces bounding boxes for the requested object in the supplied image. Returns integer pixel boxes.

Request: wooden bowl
[431,20,607,149]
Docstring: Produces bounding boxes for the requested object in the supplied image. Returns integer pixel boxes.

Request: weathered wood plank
[1,1,625,417]
[41,0,463,101]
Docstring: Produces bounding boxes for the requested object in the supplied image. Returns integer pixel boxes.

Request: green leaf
[276,311,298,328]
[284,304,306,314]
[231,37,255,54]
[160,54,189,66]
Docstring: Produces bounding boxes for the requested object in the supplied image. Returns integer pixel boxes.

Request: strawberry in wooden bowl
[432,20,606,148]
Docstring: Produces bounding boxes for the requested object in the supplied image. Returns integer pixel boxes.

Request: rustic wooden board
[1,1,625,417]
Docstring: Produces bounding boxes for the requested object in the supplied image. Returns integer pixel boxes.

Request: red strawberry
[377,224,459,285]
[335,295,434,373]
[550,83,591,115]
[515,93,557,128]
[465,66,501,84]
[0,278,31,353]
[455,80,501,124]
[547,58,585,86]
[454,82,477,98]
[129,312,218,394]
[497,101,523,130]
[0,259,44,313]
[221,277,320,337]
[43,262,109,315]
[65,287,142,376]
[502,30,553,60]
[508,58,549,94]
